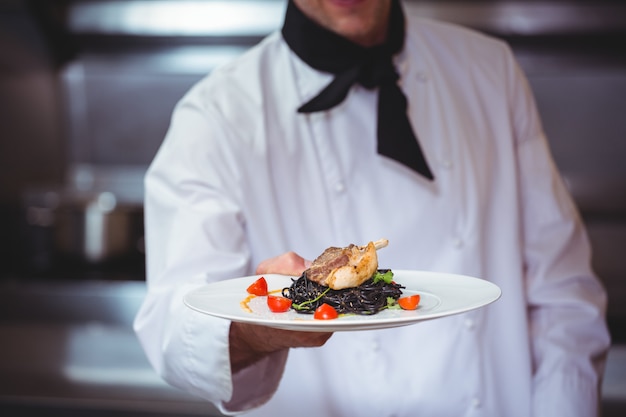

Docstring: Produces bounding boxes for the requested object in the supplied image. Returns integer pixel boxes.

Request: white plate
[184,270,501,332]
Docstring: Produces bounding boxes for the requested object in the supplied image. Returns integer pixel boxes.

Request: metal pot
[54,191,142,263]
[23,188,144,271]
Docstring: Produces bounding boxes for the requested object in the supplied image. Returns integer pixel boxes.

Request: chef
[134,0,610,415]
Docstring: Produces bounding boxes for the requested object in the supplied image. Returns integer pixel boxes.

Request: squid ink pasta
[282,269,404,315]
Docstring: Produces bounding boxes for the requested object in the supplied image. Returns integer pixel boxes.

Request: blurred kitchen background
[1,0,625,415]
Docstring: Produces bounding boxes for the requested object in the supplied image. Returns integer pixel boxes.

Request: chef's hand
[229,252,333,373]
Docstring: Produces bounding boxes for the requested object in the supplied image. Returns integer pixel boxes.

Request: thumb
[256,251,310,276]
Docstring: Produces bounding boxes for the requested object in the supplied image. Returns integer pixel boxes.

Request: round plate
[183,270,501,332]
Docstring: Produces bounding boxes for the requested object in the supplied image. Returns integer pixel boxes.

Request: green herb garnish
[292,287,331,311]
[372,270,394,285]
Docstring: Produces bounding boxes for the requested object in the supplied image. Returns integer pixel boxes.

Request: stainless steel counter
[0,280,223,416]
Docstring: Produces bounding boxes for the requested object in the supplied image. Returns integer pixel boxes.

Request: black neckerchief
[281,0,433,180]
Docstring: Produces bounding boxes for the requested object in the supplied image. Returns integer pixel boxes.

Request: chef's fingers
[229,321,332,372]
[255,251,310,276]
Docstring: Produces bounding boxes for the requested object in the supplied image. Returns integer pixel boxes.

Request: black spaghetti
[282,269,404,315]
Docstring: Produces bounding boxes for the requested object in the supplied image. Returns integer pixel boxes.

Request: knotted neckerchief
[281,0,433,180]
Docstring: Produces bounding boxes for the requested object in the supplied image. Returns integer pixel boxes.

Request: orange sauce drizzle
[240,288,283,313]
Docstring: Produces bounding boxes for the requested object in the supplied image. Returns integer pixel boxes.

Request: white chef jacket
[134,15,610,417]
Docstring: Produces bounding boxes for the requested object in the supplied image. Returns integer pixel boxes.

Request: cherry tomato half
[267,295,292,312]
[246,277,268,296]
[313,303,338,320]
[398,294,420,310]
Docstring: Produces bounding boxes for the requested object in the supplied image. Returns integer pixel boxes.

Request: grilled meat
[305,239,389,290]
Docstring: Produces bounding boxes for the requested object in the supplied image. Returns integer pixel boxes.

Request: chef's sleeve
[133,84,288,415]
[508,49,612,417]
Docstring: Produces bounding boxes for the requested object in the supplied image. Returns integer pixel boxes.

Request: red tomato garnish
[313,303,338,320]
[246,277,268,296]
[398,294,420,310]
[267,295,292,312]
